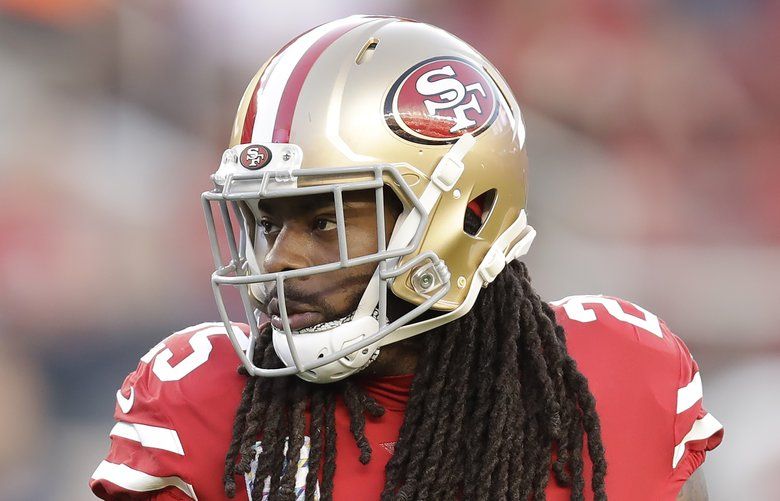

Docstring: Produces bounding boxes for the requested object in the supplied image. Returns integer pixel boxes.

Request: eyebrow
[255,200,277,215]
[257,197,373,215]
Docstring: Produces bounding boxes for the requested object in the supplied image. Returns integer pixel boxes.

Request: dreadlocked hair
[223,263,607,501]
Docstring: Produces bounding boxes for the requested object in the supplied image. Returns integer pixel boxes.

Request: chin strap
[272,314,382,383]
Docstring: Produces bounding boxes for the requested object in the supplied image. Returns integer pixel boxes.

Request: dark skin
[249,190,708,499]
[249,189,420,377]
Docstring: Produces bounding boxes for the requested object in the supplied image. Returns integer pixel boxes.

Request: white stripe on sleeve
[110,421,185,455]
[91,460,198,500]
[672,413,723,468]
[676,372,703,414]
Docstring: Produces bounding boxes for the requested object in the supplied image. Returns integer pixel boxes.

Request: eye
[258,219,281,235]
[314,217,337,232]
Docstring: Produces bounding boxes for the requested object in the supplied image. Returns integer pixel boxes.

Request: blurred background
[0,0,777,499]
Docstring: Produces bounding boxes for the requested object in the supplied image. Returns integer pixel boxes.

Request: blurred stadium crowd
[0,0,778,499]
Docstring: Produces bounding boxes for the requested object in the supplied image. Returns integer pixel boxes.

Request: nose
[261,225,312,274]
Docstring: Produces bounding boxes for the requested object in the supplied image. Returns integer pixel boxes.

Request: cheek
[345,220,382,257]
[321,226,380,312]
[254,232,342,268]
[321,262,377,313]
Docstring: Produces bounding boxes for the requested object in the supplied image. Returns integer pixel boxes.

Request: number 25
[551,295,663,338]
[140,323,247,381]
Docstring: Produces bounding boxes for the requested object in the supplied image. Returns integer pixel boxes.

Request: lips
[266,297,324,331]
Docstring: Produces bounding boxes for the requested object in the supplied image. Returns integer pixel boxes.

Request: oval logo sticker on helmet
[240,144,273,170]
[385,56,499,145]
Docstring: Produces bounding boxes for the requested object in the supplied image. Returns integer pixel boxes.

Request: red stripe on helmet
[240,32,309,144]
[271,18,368,143]
[240,82,260,145]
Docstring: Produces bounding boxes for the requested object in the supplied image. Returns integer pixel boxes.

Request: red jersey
[90,296,722,500]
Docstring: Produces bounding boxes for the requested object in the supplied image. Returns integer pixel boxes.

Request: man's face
[248,190,400,332]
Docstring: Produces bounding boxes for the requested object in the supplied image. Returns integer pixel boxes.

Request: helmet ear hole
[463,189,497,236]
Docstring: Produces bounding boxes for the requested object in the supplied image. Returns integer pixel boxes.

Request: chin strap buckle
[430,133,475,192]
[479,247,506,285]
[477,211,537,287]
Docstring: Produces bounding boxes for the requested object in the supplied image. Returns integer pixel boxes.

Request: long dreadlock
[223,260,607,500]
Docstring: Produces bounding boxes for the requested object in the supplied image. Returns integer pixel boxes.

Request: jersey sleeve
[89,339,199,501]
[90,322,252,500]
[668,330,724,486]
[550,294,724,497]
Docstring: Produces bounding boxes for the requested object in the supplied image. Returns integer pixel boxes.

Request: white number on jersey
[139,323,248,382]
[551,295,663,338]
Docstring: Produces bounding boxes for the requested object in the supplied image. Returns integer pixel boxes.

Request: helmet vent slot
[464,189,497,236]
[355,38,379,65]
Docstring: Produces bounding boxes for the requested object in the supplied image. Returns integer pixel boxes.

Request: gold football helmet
[203,15,535,383]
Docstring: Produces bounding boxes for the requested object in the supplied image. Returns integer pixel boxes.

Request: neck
[358,335,423,377]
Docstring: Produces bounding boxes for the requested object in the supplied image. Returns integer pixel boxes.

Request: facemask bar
[202,163,451,378]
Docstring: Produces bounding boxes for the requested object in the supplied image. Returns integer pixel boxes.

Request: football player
[90,15,723,501]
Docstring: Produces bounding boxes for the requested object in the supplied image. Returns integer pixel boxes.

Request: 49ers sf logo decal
[385,57,499,144]
[240,144,272,170]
